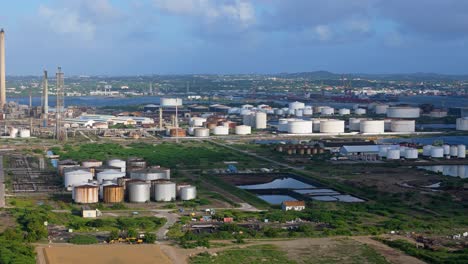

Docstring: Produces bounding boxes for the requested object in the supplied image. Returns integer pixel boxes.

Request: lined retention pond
[418,165,468,178]
[237,176,365,205]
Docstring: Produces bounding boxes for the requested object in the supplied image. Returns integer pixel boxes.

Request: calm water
[238,177,315,190]
[379,136,468,145]
[418,165,468,178]
[257,195,297,205]
[311,195,364,202]
[294,189,340,195]
[398,95,468,108]
[10,96,163,107]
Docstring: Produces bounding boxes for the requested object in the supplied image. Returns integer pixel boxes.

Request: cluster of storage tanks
[378,145,419,160]
[59,158,197,204]
[422,144,466,159]
[276,117,416,134]
[187,115,254,137]
[7,127,31,138]
[377,144,466,160]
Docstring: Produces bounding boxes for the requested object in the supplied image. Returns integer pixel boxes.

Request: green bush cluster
[69,235,98,245]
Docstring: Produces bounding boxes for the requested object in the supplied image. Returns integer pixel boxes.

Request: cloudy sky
[2,0,468,75]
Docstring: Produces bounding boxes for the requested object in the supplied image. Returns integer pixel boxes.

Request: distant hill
[272,71,468,81]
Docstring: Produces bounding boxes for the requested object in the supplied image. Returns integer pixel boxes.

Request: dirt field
[42,244,172,264]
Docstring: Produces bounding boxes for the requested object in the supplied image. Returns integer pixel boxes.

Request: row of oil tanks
[378,146,419,160]
[72,181,197,204]
[277,118,417,134]
[275,144,326,155]
[7,127,31,138]
[422,144,466,159]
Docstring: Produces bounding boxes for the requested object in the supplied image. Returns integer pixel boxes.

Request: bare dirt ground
[40,244,172,264]
[158,236,426,264]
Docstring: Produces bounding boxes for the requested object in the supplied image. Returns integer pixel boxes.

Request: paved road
[153,210,180,240]
[0,155,5,207]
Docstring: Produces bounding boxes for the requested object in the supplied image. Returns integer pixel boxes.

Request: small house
[281,201,306,211]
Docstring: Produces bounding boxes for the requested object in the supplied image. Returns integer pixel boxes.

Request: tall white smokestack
[0,29,5,109]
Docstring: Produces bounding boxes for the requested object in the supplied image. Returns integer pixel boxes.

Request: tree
[127,228,138,238]
[109,230,119,241]
[144,233,156,243]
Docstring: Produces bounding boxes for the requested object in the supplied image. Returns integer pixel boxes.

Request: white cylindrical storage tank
[240,109,252,116]
[311,119,324,133]
[212,126,229,135]
[450,146,458,157]
[405,148,418,159]
[275,109,284,116]
[375,104,389,115]
[320,107,334,116]
[456,118,468,131]
[235,125,251,135]
[287,120,313,134]
[128,182,151,203]
[19,129,31,138]
[399,146,407,156]
[64,169,93,188]
[295,109,303,117]
[180,186,197,201]
[131,168,170,181]
[9,127,18,138]
[391,120,415,133]
[442,145,450,155]
[82,160,103,168]
[338,108,350,115]
[255,112,267,129]
[160,98,183,107]
[153,182,176,202]
[289,101,305,111]
[97,170,125,183]
[422,145,432,156]
[386,107,420,118]
[194,128,210,137]
[189,117,207,127]
[387,149,400,160]
[360,120,384,134]
[303,107,313,116]
[458,145,466,158]
[349,118,365,131]
[355,108,366,115]
[430,147,444,158]
[187,127,197,136]
[320,120,344,133]
[379,146,390,157]
[107,159,126,173]
[278,119,290,132]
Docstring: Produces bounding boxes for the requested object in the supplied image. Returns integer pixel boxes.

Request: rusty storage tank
[103,185,125,203]
[170,128,186,137]
[128,158,147,169]
[58,160,80,176]
[128,181,151,203]
[73,184,99,204]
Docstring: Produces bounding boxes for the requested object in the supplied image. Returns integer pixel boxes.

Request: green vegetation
[190,244,295,264]
[69,235,98,245]
[143,233,157,243]
[0,228,36,264]
[378,239,468,264]
[51,142,257,168]
[68,216,166,232]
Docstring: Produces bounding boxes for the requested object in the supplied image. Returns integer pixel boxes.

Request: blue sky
[2,0,468,75]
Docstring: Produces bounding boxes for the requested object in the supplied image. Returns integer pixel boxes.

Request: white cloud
[38,5,96,40]
[153,0,256,30]
[314,25,333,41]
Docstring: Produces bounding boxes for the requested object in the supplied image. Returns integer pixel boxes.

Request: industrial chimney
[0,29,5,109]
